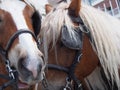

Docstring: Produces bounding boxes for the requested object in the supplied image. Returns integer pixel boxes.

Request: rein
[0,30,39,90]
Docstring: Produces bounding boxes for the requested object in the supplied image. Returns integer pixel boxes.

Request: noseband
[0,30,39,90]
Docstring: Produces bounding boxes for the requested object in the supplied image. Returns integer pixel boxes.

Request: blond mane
[80,4,120,87]
[39,2,120,88]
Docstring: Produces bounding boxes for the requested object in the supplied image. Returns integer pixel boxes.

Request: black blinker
[32,11,42,36]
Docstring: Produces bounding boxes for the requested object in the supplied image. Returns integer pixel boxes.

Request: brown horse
[0,0,45,90]
[38,0,120,90]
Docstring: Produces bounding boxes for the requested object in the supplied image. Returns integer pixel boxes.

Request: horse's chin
[18,73,44,89]
[18,80,30,89]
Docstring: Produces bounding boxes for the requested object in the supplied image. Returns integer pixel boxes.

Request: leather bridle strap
[0,29,38,90]
[47,50,83,90]
[68,50,83,90]
[0,72,18,90]
[48,64,69,73]
[5,30,39,58]
[0,30,38,58]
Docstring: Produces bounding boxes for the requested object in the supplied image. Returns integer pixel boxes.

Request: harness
[0,30,39,90]
[42,15,90,90]
[47,51,83,90]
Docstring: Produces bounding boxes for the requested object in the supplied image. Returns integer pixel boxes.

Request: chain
[64,77,73,90]
[5,60,15,79]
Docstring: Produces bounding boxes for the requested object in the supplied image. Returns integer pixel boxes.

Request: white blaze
[0,0,38,60]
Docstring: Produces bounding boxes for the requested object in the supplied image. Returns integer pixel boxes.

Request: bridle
[43,15,90,90]
[0,30,39,90]
[47,51,83,90]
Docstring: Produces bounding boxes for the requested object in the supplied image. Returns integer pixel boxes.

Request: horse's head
[37,0,120,89]
[38,0,87,89]
[39,0,82,55]
[0,0,45,89]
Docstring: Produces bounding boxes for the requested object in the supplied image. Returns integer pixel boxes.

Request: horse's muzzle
[17,54,44,85]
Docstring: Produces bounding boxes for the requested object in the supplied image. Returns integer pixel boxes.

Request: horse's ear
[68,0,81,17]
[45,4,53,14]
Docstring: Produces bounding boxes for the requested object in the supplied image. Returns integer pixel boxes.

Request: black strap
[47,64,69,73]
[5,30,38,57]
[68,51,83,90]
[0,74,10,80]
[0,70,18,90]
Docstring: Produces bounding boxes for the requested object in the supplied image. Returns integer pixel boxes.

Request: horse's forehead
[0,0,26,13]
[0,0,29,30]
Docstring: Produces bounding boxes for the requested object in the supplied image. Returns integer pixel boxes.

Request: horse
[37,0,120,90]
[0,0,45,90]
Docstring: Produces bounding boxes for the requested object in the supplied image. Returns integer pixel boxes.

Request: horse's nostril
[18,57,32,78]
[41,55,44,60]
[19,57,27,69]
[37,64,42,74]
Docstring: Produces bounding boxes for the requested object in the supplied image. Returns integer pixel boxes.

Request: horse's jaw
[40,70,67,90]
